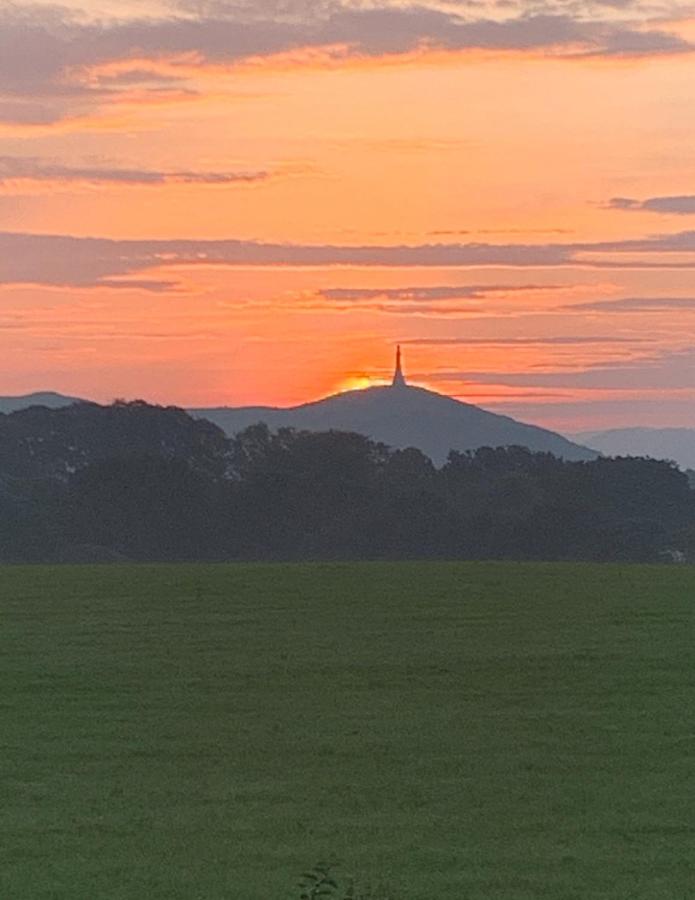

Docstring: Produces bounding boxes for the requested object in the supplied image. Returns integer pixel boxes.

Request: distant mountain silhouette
[191,383,596,464]
[573,427,695,470]
[0,386,597,464]
[1,400,688,565]
[0,391,82,414]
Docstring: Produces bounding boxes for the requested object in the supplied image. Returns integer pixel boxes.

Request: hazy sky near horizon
[3,0,695,430]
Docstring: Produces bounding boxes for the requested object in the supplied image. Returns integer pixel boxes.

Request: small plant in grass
[298,863,394,900]
[298,863,339,899]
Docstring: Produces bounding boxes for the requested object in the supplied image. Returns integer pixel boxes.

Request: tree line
[1,401,693,563]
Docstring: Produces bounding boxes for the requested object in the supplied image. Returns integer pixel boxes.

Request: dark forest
[1,401,692,564]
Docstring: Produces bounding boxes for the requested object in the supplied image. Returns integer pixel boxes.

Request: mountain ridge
[190,383,596,464]
[0,391,84,414]
[0,385,596,464]
[573,427,695,470]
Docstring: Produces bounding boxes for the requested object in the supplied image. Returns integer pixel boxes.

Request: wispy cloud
[565,296,695,311]
[0,156,271,190]
[429,227,575,236]
[607,195,695,215]
[5,229,695,290]
[421,346,695,390]
[317,284,558,302]
[403,335,645,345]
[1,1,692,126]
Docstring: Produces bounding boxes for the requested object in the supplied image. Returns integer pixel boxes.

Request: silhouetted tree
[65,455,225,560]
[0,401,692,563]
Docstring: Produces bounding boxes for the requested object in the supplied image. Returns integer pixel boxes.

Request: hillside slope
[0,392,82,414]
[192,383,595,464]
[574,427,695,469]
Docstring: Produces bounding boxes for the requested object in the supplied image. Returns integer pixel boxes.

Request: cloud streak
[1,1,692,125]
[421,347,695,391]
[0,157,271,189]
[403,335,645,345]
[317,284,559,302]
[607,196,695,215]
[5,228,695,290]
[566,296,695,311]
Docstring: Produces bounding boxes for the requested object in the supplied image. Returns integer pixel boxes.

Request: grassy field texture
[2,562,695,899]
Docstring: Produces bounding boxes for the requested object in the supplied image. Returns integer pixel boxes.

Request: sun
[339,374,376,393]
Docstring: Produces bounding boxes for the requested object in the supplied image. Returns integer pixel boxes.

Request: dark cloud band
[0,157,271,187]
[317,284,558,302]
[607,196,695,215]
[565,296,695,312]
[3,228,695,289]
[1,2,692,125]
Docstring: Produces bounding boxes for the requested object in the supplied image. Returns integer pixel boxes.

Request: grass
[2,561,695,899]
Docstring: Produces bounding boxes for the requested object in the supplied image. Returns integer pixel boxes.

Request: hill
[0,401,687,564]
[191,383,595,465]
[0,400,230,481]
[573,427,695,470]
[0,391,82,413]
[1,386,595,463]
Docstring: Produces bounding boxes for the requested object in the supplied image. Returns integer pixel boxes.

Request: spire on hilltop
[392,344,407,388]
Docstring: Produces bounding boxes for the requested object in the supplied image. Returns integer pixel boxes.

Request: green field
[3,562,695,899]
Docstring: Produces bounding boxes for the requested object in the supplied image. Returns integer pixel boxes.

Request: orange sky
[3,1,695,431]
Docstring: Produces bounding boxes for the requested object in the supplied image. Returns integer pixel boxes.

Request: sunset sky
[3,0,695,431]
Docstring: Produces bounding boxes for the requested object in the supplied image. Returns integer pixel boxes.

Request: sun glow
[338,375,379,393]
